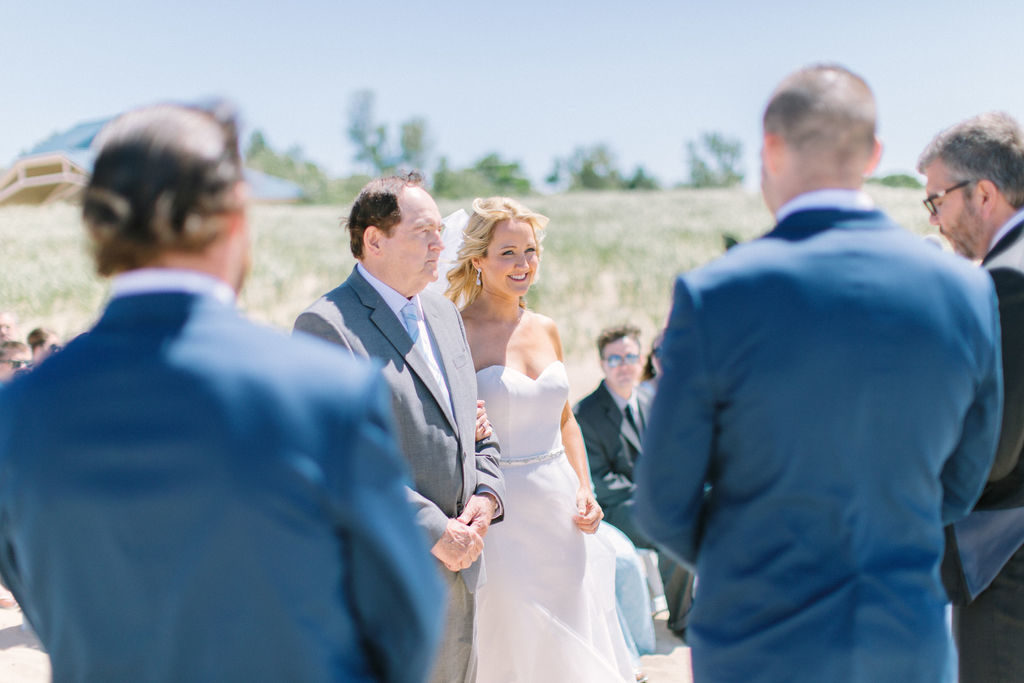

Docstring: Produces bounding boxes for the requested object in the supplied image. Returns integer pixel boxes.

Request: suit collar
[984,219,1024,264]
[96,290,233,336]
[770,207,890,241]
[774,189,874,224]
[597,382,644,452]
[345,267,458,428]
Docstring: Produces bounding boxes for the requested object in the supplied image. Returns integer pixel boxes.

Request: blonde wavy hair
[445,197,549,309]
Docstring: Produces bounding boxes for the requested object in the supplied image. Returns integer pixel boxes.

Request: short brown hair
[82,103,245,276]
[596,324,641,357]
[346,172,424,259]
[763,64,876,171]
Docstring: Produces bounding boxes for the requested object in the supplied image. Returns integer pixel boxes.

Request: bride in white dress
[444,197,635,682]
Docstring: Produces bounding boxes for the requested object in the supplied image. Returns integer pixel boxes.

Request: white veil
[425,208,471,298]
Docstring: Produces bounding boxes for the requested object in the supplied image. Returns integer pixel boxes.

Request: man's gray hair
[763,64,876,169]
[917,112,1024,209]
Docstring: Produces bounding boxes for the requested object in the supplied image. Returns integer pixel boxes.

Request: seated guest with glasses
[574,325,695,639]
[0,341,32,383]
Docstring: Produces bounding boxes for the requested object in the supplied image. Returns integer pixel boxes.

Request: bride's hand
[573,487,603,534]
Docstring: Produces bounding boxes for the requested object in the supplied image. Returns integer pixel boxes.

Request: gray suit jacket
[294,266,504,590]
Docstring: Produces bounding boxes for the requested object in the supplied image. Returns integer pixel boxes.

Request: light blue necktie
[401,301,421,342]
[401,301,452,410]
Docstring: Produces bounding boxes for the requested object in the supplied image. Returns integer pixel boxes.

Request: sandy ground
[0,603,691,682]
[0,606,48,681]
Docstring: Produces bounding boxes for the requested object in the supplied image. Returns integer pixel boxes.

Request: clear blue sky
[3,0,1023,190]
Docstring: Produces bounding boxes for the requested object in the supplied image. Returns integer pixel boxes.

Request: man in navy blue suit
[0,104,443,682]
[636,64,1003,682]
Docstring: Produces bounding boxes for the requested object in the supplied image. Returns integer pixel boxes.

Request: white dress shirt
[110,268,237,305]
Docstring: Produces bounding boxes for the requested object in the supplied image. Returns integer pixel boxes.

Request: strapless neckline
[476,361,564,382]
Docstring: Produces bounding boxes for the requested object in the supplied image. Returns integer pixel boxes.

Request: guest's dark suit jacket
[941,219,1024,683]
[574,382,650,531]
[0,291,442,683]
[978,220,1024,508]
[636,208,1003,683]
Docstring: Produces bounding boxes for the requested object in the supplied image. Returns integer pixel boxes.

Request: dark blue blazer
[0,291,443,682]
[636,209,1003,683]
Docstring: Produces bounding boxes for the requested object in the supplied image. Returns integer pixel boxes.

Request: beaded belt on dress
[500,446,565,468]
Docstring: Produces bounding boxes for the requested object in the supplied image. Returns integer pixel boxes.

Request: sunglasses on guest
[603,353,640,368]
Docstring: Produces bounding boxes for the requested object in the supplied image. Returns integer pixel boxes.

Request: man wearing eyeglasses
[574,325,694,638]
[635,64,1002,683]
[918,111,1024,683]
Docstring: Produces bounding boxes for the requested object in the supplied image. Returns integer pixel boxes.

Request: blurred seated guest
[574,325,694,638]
[0,341,31,383]
[0,312,19,343]
[0,103,443,683]
[26,328,61,365]
[598,522,656,657]
[636,329,664,403]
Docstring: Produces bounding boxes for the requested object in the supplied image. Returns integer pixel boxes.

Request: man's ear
[974,179,1000,217]
[762,133,785,175]
[863,137,883,177]
[363,225,383,256]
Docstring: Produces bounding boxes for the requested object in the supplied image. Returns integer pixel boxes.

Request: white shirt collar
[357,262,422,319]
[110,268,236,306]
[775,189,875,224]
[987,206,1024,255]
[604,380,637,414]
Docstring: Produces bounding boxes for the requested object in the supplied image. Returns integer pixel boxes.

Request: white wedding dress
[475,361,634,682]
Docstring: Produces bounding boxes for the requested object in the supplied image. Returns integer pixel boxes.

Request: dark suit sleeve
[330,374,445,683]
[635,278,714,568]
[940,285,1004,524]
[986,267,1024,483]
[574,402,636,508]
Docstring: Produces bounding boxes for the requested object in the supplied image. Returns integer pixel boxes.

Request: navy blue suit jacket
[636,209,1003,682]
[0,291,443,682]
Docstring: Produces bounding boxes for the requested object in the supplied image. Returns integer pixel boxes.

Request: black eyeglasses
[603,353,640,368]
[923,180,971,216]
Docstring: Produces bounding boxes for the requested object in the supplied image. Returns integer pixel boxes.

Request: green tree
[625,166,660,191]
[347,90,432,175]
[548,145,625,191]
[431,153,532,199]
[245,129,367,204]
[686,132,744,188]
[866,173,922,189]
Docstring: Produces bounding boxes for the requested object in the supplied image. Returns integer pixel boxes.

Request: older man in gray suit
[295,173,504,683]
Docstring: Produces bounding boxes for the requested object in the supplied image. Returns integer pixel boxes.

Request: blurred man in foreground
[0,103,442,682]
[919,111,1024,683]
[636,64,1003,682]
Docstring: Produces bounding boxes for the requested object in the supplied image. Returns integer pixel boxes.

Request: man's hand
[456,492,498,538]
[431,519,484,572]
[573,487,603,534]
[474,400,493,442]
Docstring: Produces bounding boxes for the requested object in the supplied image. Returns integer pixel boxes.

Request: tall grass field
[0,187,937,399]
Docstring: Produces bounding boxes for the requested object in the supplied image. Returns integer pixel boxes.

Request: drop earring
[476,269,482,286]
